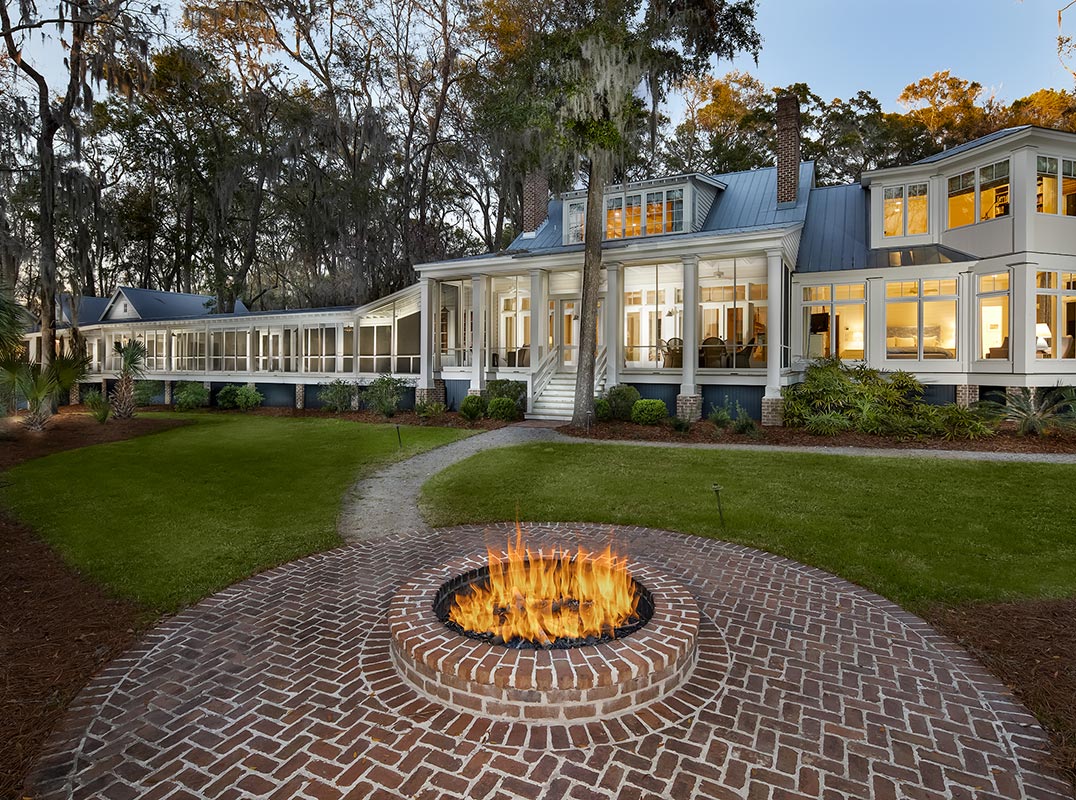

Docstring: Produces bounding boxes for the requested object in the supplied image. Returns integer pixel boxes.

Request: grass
[421,442,1076,610]
[2,413,469,612]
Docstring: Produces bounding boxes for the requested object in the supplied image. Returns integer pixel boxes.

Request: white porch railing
[530,346,559,409]
[593,346,607,393]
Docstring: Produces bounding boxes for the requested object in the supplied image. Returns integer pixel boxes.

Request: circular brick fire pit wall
[28,523,1072,800]
[389,556,700,722]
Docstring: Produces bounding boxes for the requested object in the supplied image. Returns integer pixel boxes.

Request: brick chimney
[776,93,801,205]
[521,171,550,237]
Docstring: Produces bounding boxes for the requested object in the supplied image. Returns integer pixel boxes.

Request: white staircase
[528,372,607,421]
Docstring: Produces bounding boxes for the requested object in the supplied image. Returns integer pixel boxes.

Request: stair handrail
[593,346,608,393]
[531,346,560,408]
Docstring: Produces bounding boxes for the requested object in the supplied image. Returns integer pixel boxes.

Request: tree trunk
[36,120,59,371]
[571,149,610,427]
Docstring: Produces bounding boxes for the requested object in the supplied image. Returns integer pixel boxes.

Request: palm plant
[0,292,27,359]
[981,387,1076,436]
[110,339,148,419]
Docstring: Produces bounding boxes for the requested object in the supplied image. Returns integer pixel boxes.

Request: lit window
[802,283,866,360]
[947,171,975,229]
[605,196,623,239]
[977,272,1010,360]
[1037,156,1076,217]
[979,160,1009,221]
[646,192,664,234]
[567,201,584,244]
[883,183,928,237]
[883,187,903,237]
[625,195,642,236]
[907,183,928,234]
[1034,270,1076,359]
[665,189,684,233]
[884,279,957,360]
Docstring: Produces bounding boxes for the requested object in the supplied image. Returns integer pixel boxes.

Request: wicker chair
[664,337,683,368]
[701,337,724,368]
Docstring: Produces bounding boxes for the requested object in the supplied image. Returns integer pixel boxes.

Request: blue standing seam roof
[909,126,1031,166]
[116,286,217,319]
[796,184,869,272]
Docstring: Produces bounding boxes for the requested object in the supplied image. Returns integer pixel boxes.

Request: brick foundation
[416,380,446,407]
[467,388,483,397]
[294,383,305,409]
[761,396,784,426]
[675,393,702,422]
[956,384,980,408]
[68,383,80,405]
[163,381,173,405]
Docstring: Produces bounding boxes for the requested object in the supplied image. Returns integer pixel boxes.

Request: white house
[24,98,1076,421]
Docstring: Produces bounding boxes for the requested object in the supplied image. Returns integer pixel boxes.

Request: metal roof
[59,294,109,325]
[796,184,870,272]
[113,286,217,320]
[796,183,976,271]
[910,126,1031,166]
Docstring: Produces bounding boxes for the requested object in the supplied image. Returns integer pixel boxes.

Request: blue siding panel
[701,385,763,421]
[628,383,678,416]
[921,384,956,406]
[444,380,471,411]
[305,384,326,409]
[256,383,295,408]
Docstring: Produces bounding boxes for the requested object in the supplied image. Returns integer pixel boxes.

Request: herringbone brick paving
[27,523,1072,799]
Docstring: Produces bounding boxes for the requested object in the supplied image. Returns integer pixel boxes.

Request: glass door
[560,300,579,368]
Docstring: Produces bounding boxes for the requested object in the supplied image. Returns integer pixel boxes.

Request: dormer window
[566,185,687,244]
[883,183,928,237]
[946,160,1009,229]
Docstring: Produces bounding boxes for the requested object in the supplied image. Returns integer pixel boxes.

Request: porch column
[419,277,437,389]
[530,268,548,365]
[677,255,701,421]
[469,274,487,394]
[246,328,254,373]
[165,330,173,372]
[335,323,343,374]
[762,248,785,426]
[603,262,621,388]
[1013,261,1034,377]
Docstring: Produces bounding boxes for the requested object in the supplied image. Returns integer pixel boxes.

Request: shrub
[174,381,209,411]
[319,379,358,413]
[594,397,612,422]
[134,380,164,406]
[234,384,264,411]
[804,411,853,436]
[215,384,241,409]
[937,403,995,440]
[83,389,110,424]
[459,394,484,422]
[731,402,759,436]
[486,379,527,416]
[980,387,1076,437]
[365,374,411,417]
[631,398,667,425]
[670,416,692,433]
[415,399,447,422]
[707,398,734,429]
[487,396,520,421]
[606,384,641,421]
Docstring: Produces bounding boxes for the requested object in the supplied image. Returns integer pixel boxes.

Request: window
[1034,270,1076,359]
[698,259,768,369]
[802,283,866,360]
[947,171,975,228]
[884,279,957,360]
[646,192,664,235]
[979,160,1010,221]
[623,264,682,369]
[625,194,642,236]
[493,275,531,367]
[665,188,684,233]
[173,330,207,371]
[209,330,247,371]
[303,326,337,372]
[977,273,1010,360]
[605,196,623,239]
[1037,156,1076,217]
[883,183,928,237]
[567,201,584,244]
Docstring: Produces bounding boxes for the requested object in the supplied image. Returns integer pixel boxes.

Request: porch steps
[527,372,606,422]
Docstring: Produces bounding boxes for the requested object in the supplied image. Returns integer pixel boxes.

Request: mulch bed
[560,418,1076,453]
[0,411,174,799]
[924,601,1076,787]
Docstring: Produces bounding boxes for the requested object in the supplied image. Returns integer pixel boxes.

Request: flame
[449,524,640,646]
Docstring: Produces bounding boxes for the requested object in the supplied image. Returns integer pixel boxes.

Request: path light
[396,424,402,450]
[712,483,725,530]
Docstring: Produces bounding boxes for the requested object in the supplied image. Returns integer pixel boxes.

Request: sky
[718,0,1073,111]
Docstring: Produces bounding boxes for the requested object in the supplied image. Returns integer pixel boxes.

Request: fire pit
[389,528,701,723]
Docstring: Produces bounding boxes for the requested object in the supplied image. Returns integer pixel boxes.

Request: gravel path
[339,423,1076,542]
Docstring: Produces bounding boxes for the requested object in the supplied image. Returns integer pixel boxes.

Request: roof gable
[103,287,217,321]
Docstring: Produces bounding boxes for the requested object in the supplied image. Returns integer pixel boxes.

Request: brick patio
[29,523,1072,799]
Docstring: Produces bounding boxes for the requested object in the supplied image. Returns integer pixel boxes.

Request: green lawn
[421,443,1076,610]
[2,414,469,612]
